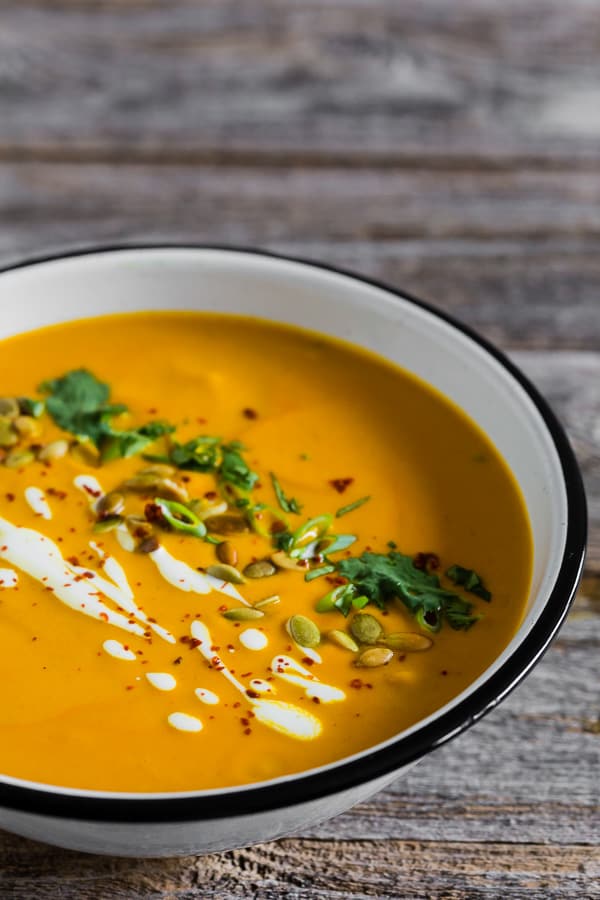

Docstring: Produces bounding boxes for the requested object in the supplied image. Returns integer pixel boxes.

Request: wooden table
[1,2,598,896]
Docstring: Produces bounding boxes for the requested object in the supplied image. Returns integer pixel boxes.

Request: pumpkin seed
[0,417,18,449]
[254,594,280,609]
[204,514,250,535]
[216,540,238,566]
[189,499,229,520]
[138,536,160,554]
[93,515,124,533]
[288,614,320,648]
[38,439,69,462]
[139,463,176,478]
[243,559,277,579]
[379,632,433,652]
[13,415,42,439]
[350,613,384,645]
[206,563,246,585]
[122,474,189,504]
[96,491,125,517]
[223,607,265,621]
[270,550,305,572]
[356,647,394,668]
[327,630,359,653]
[125,515,154,540]
[0,398,19,419]
[4,449,35,468]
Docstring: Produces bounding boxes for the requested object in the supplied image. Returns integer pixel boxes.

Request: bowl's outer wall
[0,245,586,856]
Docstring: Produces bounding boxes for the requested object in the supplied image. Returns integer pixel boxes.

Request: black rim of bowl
[0,244,588,823]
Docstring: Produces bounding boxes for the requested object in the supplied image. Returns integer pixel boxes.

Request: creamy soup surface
[0,313,532,791]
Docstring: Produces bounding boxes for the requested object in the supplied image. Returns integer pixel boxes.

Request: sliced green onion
[351,594,369,610]
[152,498,207,538]
[416,608,442,633]
[304,564,336,582]
[335,495,371,518]
[315,583,356,616]
[290,514,333,550]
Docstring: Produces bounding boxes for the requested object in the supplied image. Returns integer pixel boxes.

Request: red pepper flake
[241,672,252,678]
[197,417,207,425]
[125,685,135,691]
[349,678,364,689]
[204,490,217,500]
[189,638,202,650]
[413,552,440,572]
[301,657,315,667]
[173,656,183,665]
[441,669,448,676]
[180,635,191,644]
[32,636,38,642]
[82,484,102,498]
[233,701,241,709]
[329,477,354,494]
[312,696,321,704]
[99,612,109,622]
[240,717,250,727]
[181,475,191,483]
[46,488,67,500]
[242,408,258,420]
[243,728,252,736]
[147,407,158,415]
[5,493,15,503]
[246,689,260,699]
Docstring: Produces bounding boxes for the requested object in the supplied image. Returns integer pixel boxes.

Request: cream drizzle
[168,712,203,733]
[194,688,220,705]
[24,486,52,520]
[103,639,137,661]
[73,474,104,511]
[239,628,268,651]
[0,568,18,588]
[149,545,247,602]
[271,655,346,703]
[190,620,322,740]
[146,672,177,691]
[249,679,273,694]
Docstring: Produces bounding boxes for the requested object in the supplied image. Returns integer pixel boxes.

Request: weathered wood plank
[0,163,599,349]
[1,835,598,899]
[1,0,600,164]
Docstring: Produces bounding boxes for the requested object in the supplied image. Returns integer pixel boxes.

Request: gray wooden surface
[0,2,599,897]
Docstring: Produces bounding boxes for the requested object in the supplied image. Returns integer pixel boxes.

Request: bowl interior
[0,247,576,798]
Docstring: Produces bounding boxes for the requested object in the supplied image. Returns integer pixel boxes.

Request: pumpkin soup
[0,312,532,791]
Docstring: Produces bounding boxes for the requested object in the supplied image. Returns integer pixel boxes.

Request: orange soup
[0,313,532,791]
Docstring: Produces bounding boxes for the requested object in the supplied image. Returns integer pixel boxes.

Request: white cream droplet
[249,679,273,694]
[24,487,52,520]
[74,475,104,511]
[149,545,247,602]
[271,655,346,703]
[103,639,137,661]
[146,672,177,691]
[168,712,203,733]
[195,688,220,705]
[0,568,18,588]
[239,628,268,651]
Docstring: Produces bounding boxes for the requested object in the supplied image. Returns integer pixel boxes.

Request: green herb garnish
[335,495,370,518]
[445,564,492,602]
[220,441,259,493]
[332,550,483,630]
[40,369,174,460]
[270,472,303,515]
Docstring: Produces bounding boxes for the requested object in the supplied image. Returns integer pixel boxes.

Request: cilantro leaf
[220,442,259,492]
[100,421,175,462]
[335,550,482,630]
[446,564,492,602]
[169,436,221,472]
[270,472,303,515]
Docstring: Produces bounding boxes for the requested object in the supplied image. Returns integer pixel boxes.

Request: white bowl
[0,246,586,856]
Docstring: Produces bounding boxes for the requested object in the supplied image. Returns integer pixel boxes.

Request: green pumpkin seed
[327,630,359,652]
[96,491,125,517]
[356,647,394,668]
[0,398,19,419]
[288,614,321,648]
[350,613,384,645]
[223,607,265,621]
[243,559,277,579]
[125,515,154,540]
[38,439,69,462]
[139,464,176,478]
[254,594,280,609]
[206,563,246,585]
[13,415,42,439]
[122,474,189,503]
[216,540,238,566]
[379,632,433,652]
[93,515,124,533]
[0,417,18,449]
[204,514,250,535]
[270,550,305,572]
[4,449,35,468]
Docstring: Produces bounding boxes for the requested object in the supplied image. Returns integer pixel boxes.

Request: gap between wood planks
[1,144,600,172]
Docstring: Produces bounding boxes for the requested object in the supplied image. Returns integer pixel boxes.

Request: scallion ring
[152,497,207,538]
